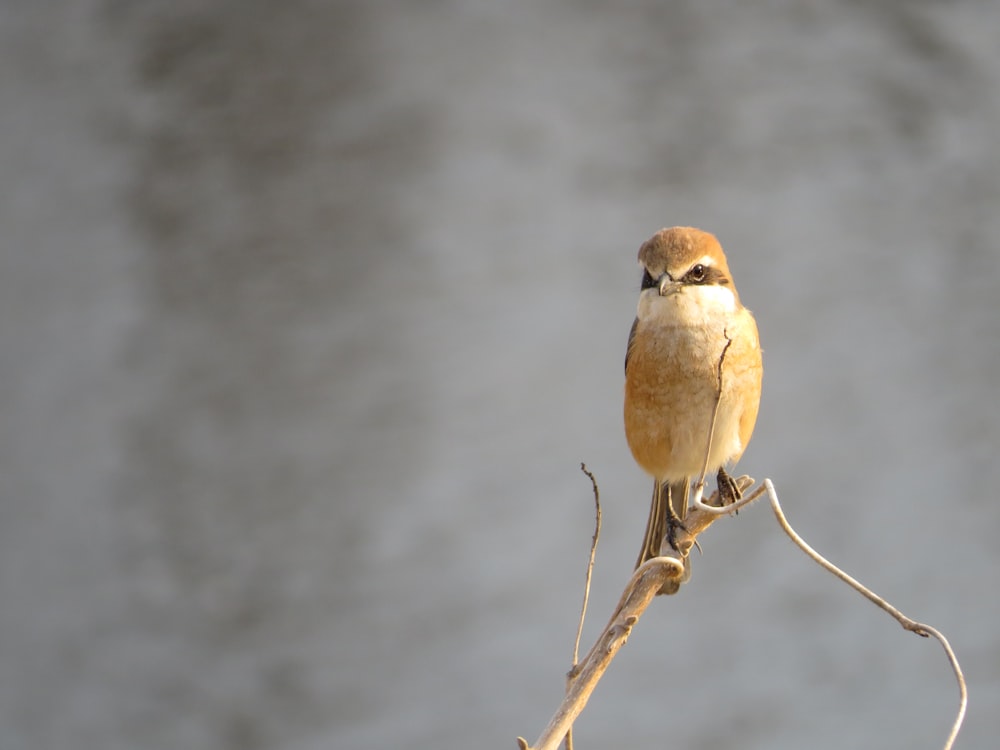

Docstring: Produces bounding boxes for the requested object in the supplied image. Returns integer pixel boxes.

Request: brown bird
[624,227,762,593]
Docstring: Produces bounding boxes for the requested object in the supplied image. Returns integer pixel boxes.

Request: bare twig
[694,329,733,499]
[518,477,966,750]
[516,481,750,750]
[572,463,602,668]
[693,330,749,516]
[563,464,602,750]
[517,555,682,750]
[763,479,967,750]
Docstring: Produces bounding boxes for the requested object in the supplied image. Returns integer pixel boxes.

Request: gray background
[2,1,998,749]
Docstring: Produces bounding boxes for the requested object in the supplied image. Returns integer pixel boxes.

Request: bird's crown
[637,226,731,281]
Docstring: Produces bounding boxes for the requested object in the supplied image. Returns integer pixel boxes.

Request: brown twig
[563,464,602,750]
[763,479,967,750]
[518,477,965,750]
[516,479,753,750]
[695,329,733,496]
[572,463,602,668]
[517,556,680,750]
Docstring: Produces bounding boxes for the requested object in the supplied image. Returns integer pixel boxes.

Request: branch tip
[764,478,967,750]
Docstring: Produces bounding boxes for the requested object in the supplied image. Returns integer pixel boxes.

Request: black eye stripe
[684,264,728,285]
[642,265,729,289]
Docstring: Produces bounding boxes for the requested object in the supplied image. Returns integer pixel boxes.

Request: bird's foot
[665,511,693,555]
[656,509,695,595]
[717,467,743,513]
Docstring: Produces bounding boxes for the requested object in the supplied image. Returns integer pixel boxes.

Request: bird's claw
[666,513,697,557]
[717,467,743,513]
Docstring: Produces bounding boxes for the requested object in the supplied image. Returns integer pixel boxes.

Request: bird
[623,227,762,594]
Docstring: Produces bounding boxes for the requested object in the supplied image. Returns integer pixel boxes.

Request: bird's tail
[635,478,692,594]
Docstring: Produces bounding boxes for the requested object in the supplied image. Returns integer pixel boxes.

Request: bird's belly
[624,323,746,481]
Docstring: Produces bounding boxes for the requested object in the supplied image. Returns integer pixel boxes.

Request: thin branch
[694,329,733,499]
[517,555,681,750]
[518,477,966,750]
[563,464,602,750]
[572,463,602,667]
[763,479,967,750]
[516,481,747,750]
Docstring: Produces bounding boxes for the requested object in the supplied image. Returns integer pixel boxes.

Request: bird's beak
[658,275,680,297]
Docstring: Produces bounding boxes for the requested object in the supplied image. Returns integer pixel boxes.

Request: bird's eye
[641,269,656,290]
[688,264,706,282]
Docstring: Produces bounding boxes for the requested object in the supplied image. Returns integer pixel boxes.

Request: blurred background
[1,1,998,748]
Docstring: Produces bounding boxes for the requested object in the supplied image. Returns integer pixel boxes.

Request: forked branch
[517,477,967,750]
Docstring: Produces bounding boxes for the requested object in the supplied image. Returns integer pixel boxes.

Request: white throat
[637,284,738,327]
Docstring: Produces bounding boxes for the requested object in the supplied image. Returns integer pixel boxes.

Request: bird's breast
[624,307,760,481]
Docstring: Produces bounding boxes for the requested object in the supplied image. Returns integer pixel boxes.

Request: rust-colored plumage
[624,227,762,593]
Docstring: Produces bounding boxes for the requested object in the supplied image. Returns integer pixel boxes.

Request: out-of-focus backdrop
[2,2,998,748]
